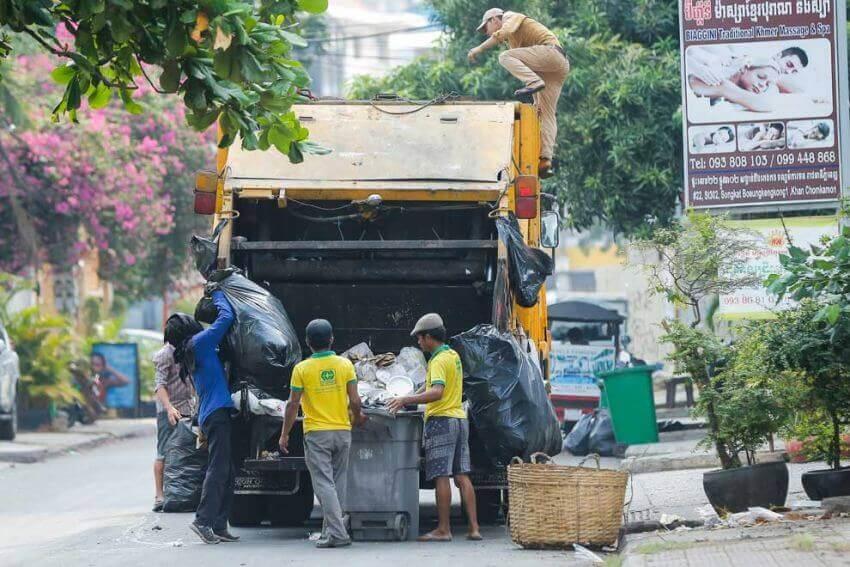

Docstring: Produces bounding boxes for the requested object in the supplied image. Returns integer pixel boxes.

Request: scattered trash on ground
[659,514,686,527]
[170,540,183,547]
[789,500,822,510]
[151,525,163,531]
[259,450,281,460]
[573,543,604,564]
[727,507,783,527]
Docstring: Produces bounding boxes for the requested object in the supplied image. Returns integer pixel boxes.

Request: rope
[368,92,460,116]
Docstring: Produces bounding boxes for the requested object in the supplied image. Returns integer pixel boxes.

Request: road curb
[0,421,155,464]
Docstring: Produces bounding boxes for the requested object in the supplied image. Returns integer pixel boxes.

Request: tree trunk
[831,411,841,471]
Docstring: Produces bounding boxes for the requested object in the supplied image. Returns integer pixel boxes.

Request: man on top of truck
[279,319,366,549]
[388,313,482,542]
[467,8,570,179]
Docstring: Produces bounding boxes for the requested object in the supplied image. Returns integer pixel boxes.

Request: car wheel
[0,396,17,441]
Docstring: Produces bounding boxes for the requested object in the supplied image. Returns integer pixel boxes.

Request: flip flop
[467,533,484,541]
[417,533,453,542]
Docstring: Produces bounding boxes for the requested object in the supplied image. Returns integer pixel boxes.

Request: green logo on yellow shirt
[320,369,336,384]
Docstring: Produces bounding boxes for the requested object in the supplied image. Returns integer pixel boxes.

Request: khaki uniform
[493,12,570,159]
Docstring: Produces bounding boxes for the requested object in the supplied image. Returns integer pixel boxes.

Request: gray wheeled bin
[344,409,422,541]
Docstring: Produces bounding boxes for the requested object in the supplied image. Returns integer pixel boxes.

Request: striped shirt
[153,343,197,416]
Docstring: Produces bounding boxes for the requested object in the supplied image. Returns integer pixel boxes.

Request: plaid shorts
[424,417,472,481]
[155,412,177,460]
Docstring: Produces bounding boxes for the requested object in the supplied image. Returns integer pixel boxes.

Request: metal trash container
[344,409,422,541]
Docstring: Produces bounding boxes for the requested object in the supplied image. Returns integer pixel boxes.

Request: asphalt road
[0,434,586,567]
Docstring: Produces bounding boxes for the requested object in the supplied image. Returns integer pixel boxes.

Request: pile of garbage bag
[451,325,561,467]
[342,343,427,408]
[194,269,302,398]
[192,226,301,398]
[162,420,208,513]
[495,214,554,308]
[564,409,619,457]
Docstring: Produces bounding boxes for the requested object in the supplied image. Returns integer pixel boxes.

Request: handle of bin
[530,452,552,464]
[578,453,601,470]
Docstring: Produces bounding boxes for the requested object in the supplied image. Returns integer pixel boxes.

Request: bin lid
[596,364,663,379]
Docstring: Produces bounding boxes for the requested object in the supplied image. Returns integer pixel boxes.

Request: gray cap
[410,313,445,337]
[476,8,504,32]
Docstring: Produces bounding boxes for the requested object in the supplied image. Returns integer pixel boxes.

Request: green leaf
[88,83,112,109]
[167,21,187,57]
[180,9,198,24]
[51,65,77,85]
[188,108,221,131]
[160,60,181,92]
[268,124,292,154]
[66,77,82,110]
[288,141,305,163]
[280,30,308,48]
[120,89,143,114]
[297,0,329,14]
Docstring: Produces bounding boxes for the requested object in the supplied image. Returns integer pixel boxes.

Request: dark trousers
[195,408,234,530]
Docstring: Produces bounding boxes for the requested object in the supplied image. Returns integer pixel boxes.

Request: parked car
[0,319,21,440]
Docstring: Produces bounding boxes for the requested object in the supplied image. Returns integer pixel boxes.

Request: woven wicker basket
[507,453,629,549]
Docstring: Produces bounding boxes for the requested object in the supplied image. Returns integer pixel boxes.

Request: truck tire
[267,474,315,527]
[229,494,265,527]
[0,399,17,441]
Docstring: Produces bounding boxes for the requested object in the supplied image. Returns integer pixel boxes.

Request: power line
[304,24,442,43]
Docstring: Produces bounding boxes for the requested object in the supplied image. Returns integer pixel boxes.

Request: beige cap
[476,8,504,33]
[411,313,445,336]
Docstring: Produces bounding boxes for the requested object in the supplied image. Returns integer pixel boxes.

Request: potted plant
[638,213,790,513]
[766,229,850,499]
[758,301,850,499]
[698,324,794,513]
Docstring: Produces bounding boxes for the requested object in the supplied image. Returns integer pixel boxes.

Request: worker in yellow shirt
[388,313,482,542]
[279,319,365,549]
[468,8,570,179]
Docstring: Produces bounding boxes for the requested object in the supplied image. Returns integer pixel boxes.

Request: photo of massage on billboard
[737,122,786,152]
[688,124,736,154]
[685,38,833,123]
[786,119,834,149]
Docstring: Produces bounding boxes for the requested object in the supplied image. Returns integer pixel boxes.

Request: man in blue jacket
[164,290,237,545]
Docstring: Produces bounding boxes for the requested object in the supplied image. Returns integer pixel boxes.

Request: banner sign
[549,343,616,399]
[679,0,846,208]
[718,216,838,318]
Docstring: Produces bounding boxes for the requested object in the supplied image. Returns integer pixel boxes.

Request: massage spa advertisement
[679,0,845,208]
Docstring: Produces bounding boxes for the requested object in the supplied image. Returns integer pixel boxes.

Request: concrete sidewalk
[0,418,155,463]
[622,516,850,566]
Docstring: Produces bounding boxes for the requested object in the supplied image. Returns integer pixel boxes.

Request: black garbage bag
[564,411,596,456]
[451,324,561,468]
[588,409,617,457]
[197,269,301,397]
[495,214,554,308]
[162,420,208,513]
[190,220,228,279]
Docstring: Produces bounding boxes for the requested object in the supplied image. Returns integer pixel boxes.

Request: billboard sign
[718,216,838,318]
[549,343,616,399]
[679,0,848,208]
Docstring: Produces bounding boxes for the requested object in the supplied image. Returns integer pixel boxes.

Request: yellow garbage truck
[194,99,559,527]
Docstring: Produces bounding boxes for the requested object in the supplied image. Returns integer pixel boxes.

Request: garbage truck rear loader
[194,100,558,526]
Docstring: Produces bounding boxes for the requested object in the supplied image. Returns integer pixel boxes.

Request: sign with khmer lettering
[679,0,846,208]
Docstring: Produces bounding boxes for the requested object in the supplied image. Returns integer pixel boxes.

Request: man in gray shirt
[153,342,197,512]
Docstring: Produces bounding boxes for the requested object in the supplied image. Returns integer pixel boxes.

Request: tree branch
[135,56,169,95]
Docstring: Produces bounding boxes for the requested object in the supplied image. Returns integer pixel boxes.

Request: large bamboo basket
[507,453,628,549]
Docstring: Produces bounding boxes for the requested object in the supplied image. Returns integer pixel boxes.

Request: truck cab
[195,100,557,526]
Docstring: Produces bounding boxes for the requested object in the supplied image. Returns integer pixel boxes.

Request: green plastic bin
[596,365,661,445]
